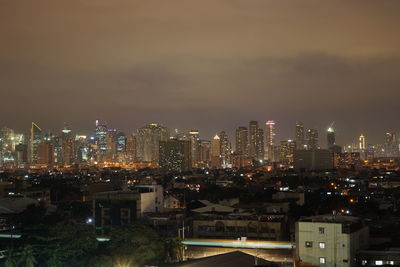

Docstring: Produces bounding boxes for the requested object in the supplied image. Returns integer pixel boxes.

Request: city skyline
[1,1,400,144]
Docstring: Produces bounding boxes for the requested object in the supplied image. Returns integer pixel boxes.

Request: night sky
[1,0,400,146]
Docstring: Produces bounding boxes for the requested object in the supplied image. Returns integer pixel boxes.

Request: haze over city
[1,0,400,144]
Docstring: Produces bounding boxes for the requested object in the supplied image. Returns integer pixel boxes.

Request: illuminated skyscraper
[359,134,366,151]
[75,135,89,163]
[248,121,259,159]
[211,134,221,168]
[38,132,54,165]
[327,126,335,148]
[95,120,108,161]
[280,140,296,167]
[199,140,211,168]
[61,125,74,166]
[295,122,305,150]
[188,130,201,167]
[29,122,42,164]
[265,120,276,161]
[257,128,264,161]
[235,126,248,156]
[159,139,191,172]
[306,128,319,150]
[0,127,17,167]
[135,123,169,163]
[385,132,399,157]
[125,135,137,163]
[219,131,231,168]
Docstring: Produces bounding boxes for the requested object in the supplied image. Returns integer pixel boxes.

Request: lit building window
[319,257,326,264]
[319,242,325,248]
[305,241,313,247]
[375,261,383,266]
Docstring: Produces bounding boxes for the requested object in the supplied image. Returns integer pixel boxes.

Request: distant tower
[29,122,42,164]
[211,134,221,168]
[188,130,201,168]
[95,120,108,161]
[135,123,169,163]
[359,134,366,150]
[219,131,231,168]
[235,126,248,157]
[295,122,305,150]
[307,128,319,150]
[248,121,259,159]
[265,120,276,161]
[385,132,399,157]
[327,125,335,148]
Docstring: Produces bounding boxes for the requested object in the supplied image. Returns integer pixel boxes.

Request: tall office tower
[295,122,305,150]
[306,128,319,150]
[0,127,16,166]
[29,122,42,165]
[188,130,201,168]
[159,139,191,172]
[359,134,366,150]
[200,140,211,168]
[116,132,126,154]
[211,134,221,168]
[257,128,265,161]
[95,120,108,161]
[61,125,74,166]
[235,127,248,156]
[327,126,335,148]
[15,143,28,167]
[219,131,231,168]
[75,135,89,163]
[265,120,276,161]
[38,132,54,165]
[385,132,399,157]
[125,135,137,163]
[106,128,117,161]
[53,136,62,164]
[279,140,296,167]
[248,121,259,159]
[135,123,169,163]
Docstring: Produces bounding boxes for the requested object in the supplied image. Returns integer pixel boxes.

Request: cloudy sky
[1,0,399,145]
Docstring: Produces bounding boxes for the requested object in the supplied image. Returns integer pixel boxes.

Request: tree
[165,237,185,262]
[108,223,164,266]
[18,245,36,267]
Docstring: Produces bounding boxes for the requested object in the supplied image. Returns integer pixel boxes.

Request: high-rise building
[327,127,335,148]
[306,128,319,150]
[188,130,201,168]
[135,123,169,163]
[295,122,305,150]
[265,120,276,161]
[211,134,221,168]
[95,120,108,161]
[257,128,264,161]
[106,128,117,161]
[0,127,16,167]
[159,139,191,172]
[125,135,137,163]
[248,121,259,160]
[385,132,399,157]
[38,133,54,165]
[199,140,211,168]
[29,122,42,165]
[75,135,89,163]
[61,125,74,166]
[280,140,296,167]
[219,131,231,168]
[359,134,366,151]
[235,127,248,156]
